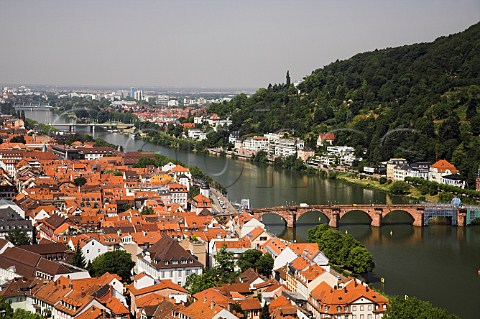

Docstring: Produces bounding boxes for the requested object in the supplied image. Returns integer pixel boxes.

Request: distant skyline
[1,0,479,89]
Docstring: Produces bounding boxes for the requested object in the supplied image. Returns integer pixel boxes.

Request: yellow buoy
[345,230,348,234]
[381,277,385,284]
[390,230,393,236]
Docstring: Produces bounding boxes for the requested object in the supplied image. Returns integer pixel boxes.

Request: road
[210,187,238,214]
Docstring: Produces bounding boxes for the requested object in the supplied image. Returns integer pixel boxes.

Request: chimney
[211,300,215,309]
[204,296,207,304]
[228,302,233,312]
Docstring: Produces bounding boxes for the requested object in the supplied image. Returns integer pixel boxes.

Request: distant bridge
[251,204,480,228]
[47,122,135,132]
[14,103,55,111]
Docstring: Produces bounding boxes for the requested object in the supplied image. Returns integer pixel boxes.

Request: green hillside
[208,22,480,187]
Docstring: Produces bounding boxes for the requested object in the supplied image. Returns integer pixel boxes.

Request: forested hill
[207,22,480,187]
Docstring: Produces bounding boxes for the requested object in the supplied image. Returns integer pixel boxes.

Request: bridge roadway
[47,122,135,132]
[251,204,469,228]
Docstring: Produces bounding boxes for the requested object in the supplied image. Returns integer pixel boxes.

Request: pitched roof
[431,159,457,173]
[145,236,202,269]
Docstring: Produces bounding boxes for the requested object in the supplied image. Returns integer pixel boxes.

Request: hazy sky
[1,0,479,89]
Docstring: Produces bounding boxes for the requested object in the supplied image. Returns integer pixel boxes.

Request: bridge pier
[90,125,95,133]
[68,125,73,133]
[371,212,382,227]
[329,211,339,228]
[457,210,466,227]
[412,212,424,227]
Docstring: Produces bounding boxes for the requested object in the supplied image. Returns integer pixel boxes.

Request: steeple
[200,180,210,198]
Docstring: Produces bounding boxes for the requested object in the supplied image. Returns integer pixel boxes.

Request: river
[26,110,480,318]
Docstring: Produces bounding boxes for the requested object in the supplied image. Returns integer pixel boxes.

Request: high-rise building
[134,90,143,101]
[130,87,135,98]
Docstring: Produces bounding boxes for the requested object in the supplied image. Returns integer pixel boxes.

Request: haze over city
[1,0,479,88]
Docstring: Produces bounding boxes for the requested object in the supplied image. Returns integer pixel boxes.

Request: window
[360,305,364,311]
[87,250,90,254]
[368,305,372,311]
[352,306,356,311]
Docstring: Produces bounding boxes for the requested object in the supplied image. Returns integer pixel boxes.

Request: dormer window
[165,261,169,265]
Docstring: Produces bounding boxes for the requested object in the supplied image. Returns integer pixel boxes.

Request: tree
[338,234,361,266]
[10,135,26,144]
[6,228,31,246]
[88,251,134,283]
[73,176,87,187]
[236,249,274,277]
[260,303,271,319]
[141,206,155,215]
[72,242,86,268]
[256,253,274,277]
[384,296,459,319]
[389,181,411,195]
[0,298,13,318]
[12,308,42,319]
[214,246,237,283]
[317,229,344,264]
[184,268,217,294]
[286,70,291,88]
[237,249,262,272]
[307,223,330,243]
[347,246,375,274]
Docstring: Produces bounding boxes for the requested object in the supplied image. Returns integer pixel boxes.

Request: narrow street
[210,187,238,214]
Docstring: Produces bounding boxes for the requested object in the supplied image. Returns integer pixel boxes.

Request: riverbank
[335,173,431,202]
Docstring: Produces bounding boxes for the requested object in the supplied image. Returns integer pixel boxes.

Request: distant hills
[208,22,480,187]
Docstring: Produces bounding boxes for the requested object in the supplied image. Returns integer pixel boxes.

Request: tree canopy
[72,242,86,268]
[384,296,459,319]
[87,251,134,283]
[6,228,31,246]
[0,299,41,319]
[308,224,374,274]
[236,249,274,277]
[185,246,239,294]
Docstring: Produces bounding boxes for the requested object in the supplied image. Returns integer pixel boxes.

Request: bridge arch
[382,210,415,225]
[296,210,330,224]
[340,209,373,225]
[259,212,288,226]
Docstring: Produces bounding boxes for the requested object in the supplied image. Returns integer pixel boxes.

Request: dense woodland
[207,23,480,188]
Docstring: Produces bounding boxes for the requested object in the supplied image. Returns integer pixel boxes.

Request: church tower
[200,180,210,199]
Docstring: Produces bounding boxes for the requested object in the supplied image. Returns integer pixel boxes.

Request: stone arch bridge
[251,204,468,228]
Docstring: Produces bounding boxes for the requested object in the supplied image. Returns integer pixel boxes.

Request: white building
[167,183,188,209]
[136,236,203,286]
[273,138,305,158]
[187,129,207,141]
[68,238,108,263]
[429,159,459,184]
[243,136,269,153]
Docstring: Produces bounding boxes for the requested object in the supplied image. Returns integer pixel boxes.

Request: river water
[26,110,480,318]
